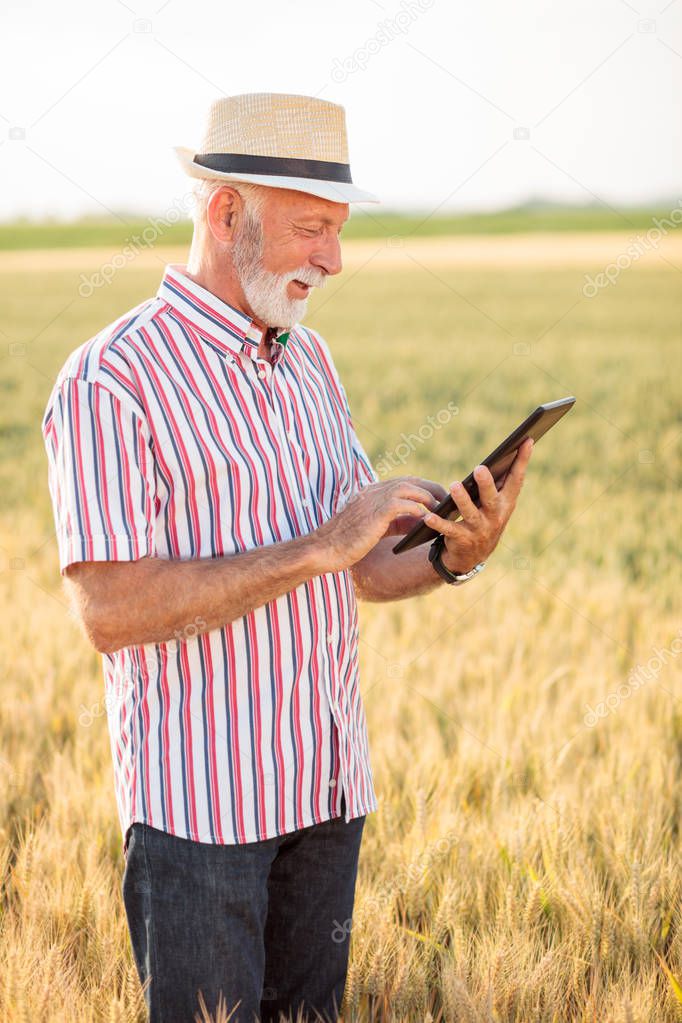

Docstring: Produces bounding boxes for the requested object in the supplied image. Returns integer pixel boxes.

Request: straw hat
[173,93,380,205]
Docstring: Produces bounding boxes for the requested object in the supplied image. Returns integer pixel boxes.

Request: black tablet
[392,396,576,554]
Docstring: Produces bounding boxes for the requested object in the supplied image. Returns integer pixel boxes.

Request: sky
[1,0,681,221]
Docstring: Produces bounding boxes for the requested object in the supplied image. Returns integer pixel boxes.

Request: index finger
[392,479,444,510]
[411,477,448,503]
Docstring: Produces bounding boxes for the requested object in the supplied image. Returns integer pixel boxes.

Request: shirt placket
[252,350,347,810]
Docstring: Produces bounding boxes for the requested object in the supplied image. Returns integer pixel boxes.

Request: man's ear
[206,186,242,244]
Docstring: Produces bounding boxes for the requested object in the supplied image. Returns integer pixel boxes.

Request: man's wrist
[428,535,485,586]
[298,528,336,577]
[439,547,477,576]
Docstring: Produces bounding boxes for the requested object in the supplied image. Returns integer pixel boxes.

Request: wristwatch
[428,533,486,585]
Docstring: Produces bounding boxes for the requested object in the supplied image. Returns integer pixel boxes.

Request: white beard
[231,206,326,330]
[241,267,315,330]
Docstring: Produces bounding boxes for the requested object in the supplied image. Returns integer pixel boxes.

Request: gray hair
[189,177,268,225]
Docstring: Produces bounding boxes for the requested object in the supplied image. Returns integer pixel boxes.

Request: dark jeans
[121,799,365,1023]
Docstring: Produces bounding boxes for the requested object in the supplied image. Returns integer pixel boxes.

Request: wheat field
[0,231,680,1021]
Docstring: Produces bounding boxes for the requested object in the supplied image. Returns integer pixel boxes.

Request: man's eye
[299,226,321,236]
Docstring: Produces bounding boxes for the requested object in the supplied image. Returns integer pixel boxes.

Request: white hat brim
[173,146,380,204]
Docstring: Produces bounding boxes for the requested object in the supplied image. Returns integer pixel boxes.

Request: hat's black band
[192,153,353,184]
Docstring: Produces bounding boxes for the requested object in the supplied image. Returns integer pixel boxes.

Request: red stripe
[224,625,247,843]
[200,634,224,843]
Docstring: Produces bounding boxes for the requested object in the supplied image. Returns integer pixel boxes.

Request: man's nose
[310,233,343,277]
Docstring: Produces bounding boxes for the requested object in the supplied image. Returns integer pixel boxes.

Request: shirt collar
[156,263,291,367]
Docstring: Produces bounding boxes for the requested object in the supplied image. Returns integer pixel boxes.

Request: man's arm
[64,476,441,655]
[64,532,327,655]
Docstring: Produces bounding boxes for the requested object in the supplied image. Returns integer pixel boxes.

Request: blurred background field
[0,211,681,1021]
[0,203,677,249]
[0,203,678,249]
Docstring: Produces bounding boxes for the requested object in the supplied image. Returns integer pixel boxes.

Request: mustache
[282,267,327,289]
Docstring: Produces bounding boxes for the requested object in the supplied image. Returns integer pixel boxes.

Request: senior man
[42,94,532,1022]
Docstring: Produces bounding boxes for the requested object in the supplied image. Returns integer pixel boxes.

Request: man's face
[231,188,349,330]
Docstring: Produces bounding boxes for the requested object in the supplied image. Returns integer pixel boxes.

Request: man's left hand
[422,437,534,574]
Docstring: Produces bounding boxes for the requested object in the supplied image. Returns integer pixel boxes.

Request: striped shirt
[41,263,380,847]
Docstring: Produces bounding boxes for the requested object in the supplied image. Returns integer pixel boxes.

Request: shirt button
[301,498,310,507]
[257,369,267,379]
[326,632,334,644]
[329,779,337,787]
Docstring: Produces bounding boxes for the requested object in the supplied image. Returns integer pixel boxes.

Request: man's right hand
[313,476,447,574]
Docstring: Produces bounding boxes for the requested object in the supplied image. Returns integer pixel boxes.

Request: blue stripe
[218,629,239,833]
[285,590,301,830]
[264,604,281,828]
[154,650,168,832]
[172,641,192,837]
[132,647,149,822]
[196,638,217,843]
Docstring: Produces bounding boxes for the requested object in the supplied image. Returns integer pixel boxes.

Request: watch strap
[428,533,486,585]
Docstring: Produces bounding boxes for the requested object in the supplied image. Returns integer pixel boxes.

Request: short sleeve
[41,377,156,574]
